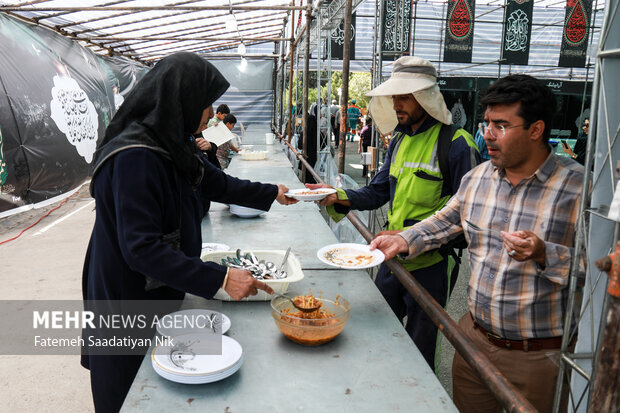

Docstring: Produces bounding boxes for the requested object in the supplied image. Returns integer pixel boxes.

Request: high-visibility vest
[388,122,475,271]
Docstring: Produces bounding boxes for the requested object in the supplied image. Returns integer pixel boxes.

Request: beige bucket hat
[366,56,452,134]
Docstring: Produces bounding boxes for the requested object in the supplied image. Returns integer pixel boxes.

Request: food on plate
[323,248,375,267]
[294,189,333,196]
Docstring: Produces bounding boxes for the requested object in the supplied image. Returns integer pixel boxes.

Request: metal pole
[316,10,322,167]
[301,9,313,182]
[338,0,353,174]
[287,5,296,143]
[272,53,278,132]
[553,0,607,407]
[280,137,537,413]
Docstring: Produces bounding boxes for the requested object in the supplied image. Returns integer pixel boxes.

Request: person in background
[359,117,373,176]
[308,57,480,370]
[215,113,241,169]
[207,103,230,128]
[370,74,583,413]
[474,121,490,161]
[347,99,362,142]
[562,118,588,165]
[330,99,340,146]
[81,52,297,412]
[193,133,220,215]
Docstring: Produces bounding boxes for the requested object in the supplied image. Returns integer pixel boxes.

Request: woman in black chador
[82,52,295,412]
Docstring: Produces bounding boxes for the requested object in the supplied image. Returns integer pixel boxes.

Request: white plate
[285,188,338,201]
[156,309,231,337]
[152,334,243,377]
[201,243,231,253]
[230,204,265,218]
[317,243,385,269]
[152,356,243,384]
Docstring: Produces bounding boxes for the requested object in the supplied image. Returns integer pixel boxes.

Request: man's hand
[276,184,298,205]
[224,268,274,300]
[369,234,409,260]
[305,183,350,207]
[195,137,211,151]
[501,230,546,266]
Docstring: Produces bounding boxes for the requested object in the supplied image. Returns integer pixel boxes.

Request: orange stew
[278,294,344,346]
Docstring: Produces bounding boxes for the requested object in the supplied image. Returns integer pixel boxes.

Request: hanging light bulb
[237,42,246,56]
[240,57,248,70]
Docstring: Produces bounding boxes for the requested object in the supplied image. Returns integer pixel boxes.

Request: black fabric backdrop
[331,13,356,61]
[501,0,534,66]
[0,14,148,214]
[443,0,476,63]
[381,0,412,61]
[559,0,593,67]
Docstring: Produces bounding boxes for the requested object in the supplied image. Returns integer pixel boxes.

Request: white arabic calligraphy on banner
[331,22,355,46]
[382,0,412,52]
[505,9,530,52]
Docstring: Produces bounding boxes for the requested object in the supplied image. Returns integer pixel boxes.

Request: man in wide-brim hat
[308,56,480,370]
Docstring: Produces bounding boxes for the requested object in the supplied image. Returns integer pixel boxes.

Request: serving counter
[121,129,457,412]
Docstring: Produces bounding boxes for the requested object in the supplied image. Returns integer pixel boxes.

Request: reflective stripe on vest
[388,123,450,232]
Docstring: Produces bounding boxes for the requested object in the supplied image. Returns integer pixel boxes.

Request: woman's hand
[224,268,274,300]
[276,184,298,205]
[195,137,211,151]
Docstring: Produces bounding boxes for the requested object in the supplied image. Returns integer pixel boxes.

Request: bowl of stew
[270,294,350,346]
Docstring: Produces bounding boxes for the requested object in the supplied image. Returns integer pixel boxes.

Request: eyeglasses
[482,123,525,139]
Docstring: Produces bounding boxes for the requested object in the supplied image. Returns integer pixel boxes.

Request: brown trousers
[452,314,569,413]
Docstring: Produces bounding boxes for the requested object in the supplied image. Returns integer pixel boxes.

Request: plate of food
[317,243,385,269]
[285,188,337,202]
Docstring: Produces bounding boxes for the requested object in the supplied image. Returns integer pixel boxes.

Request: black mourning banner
[331,13,356,60]
[501,0,534,65]
[443,0,476,63]
[381,0,412,61]
[0,14,148,214]
[559,0,592,67]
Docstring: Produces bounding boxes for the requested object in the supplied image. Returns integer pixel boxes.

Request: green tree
[348,72,372,109]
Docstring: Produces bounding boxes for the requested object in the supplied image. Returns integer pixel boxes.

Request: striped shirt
[399,152,584,340]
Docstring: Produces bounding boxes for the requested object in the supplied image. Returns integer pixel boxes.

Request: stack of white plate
[151,334,243,384]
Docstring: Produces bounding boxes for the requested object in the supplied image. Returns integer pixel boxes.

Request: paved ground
[0,185,95,412]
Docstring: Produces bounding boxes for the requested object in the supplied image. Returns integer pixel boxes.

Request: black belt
[470,314,563,352]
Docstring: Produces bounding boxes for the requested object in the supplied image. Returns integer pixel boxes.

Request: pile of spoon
[220,249,288,280]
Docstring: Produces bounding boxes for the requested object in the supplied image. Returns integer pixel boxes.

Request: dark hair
[366,116,372,124]
[223,113,236,125]
[216,104,230,115]
[480,74,556,143]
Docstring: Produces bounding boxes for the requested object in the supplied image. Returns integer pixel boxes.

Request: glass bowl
[270,295,350,346]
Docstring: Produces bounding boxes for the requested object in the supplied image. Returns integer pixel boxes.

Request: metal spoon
[272,292,321,313]
[279,247,291,272]
[465,219,501,236]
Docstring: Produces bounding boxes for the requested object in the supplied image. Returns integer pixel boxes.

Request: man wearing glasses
[370,74,584,412]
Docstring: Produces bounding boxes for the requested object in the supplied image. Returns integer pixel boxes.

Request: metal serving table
[121,129,457,412]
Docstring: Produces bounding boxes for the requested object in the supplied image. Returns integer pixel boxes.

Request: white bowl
[200,250,304,301]
[230,204,265,218]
